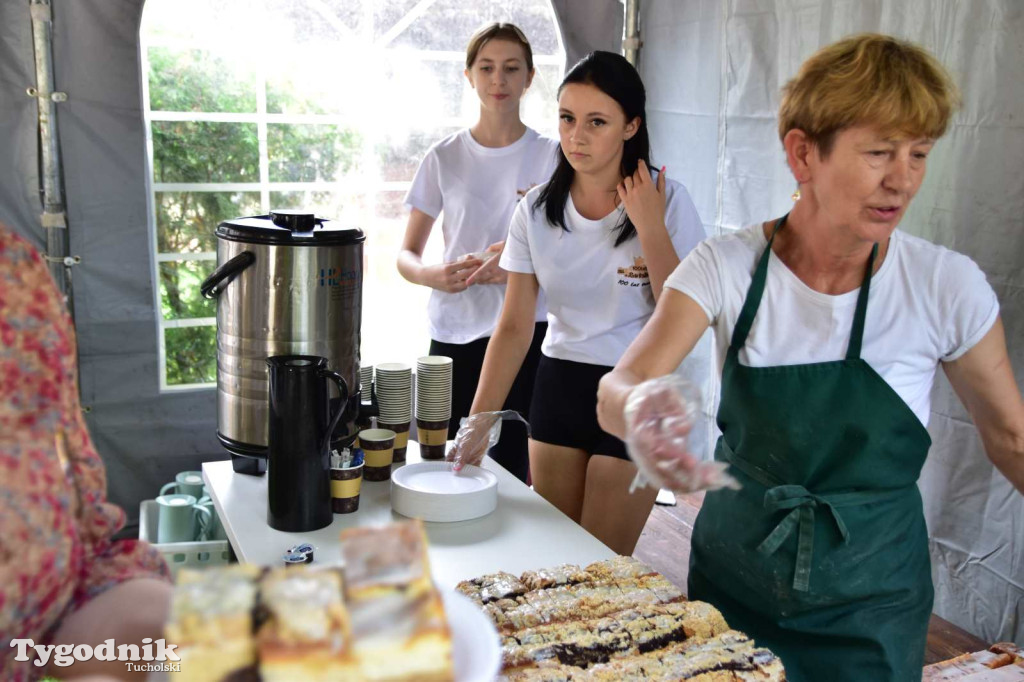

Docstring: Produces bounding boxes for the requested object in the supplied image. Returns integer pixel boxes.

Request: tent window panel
[159,260,217,321]
[267,124,364,183]
[147,47,258,114]
[266,47,365,116]
[165,326,218,386]
[522,62,562,128]
[380,56,466,122]
[156,191,261,253]
[386,0,562,55]
[269,190,366,223]
[143,0,564,391]
[359,190,439,369]
[377,126,460,183]
[152,121,260,183]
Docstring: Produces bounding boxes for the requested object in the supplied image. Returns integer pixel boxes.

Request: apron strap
[729,214,788,353]
[729,214,881,361]
[845,242,879,360]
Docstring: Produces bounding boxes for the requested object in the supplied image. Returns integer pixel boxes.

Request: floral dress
[0,227,170,681]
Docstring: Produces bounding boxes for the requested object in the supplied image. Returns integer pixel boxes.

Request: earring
[791,189,801,201]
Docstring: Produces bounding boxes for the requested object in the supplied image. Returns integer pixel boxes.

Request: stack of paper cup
[375,363,412,462]
[415,355,453,460]
[359,365,374,402]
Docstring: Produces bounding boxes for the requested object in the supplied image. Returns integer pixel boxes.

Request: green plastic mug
[195,495,227,541]
[159,471,205,500]
[156,493,211,544]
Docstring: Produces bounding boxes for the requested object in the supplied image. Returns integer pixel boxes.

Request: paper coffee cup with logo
[330,453,363,514]
[358,429,395,482]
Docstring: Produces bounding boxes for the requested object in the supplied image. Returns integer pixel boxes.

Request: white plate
[444,589,502,682]
[391,462,498,522]
[149,589,501,682]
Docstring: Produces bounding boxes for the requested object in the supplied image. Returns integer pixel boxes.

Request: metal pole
[29,0,75,317]
[623,0,641,66]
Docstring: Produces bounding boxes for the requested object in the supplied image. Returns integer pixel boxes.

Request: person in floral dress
[0,223,172,681]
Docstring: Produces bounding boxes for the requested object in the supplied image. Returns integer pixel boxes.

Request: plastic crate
[139,500,231,576]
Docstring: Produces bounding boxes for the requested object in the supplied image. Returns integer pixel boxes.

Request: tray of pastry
[162,519,499,682]
[924,642,1024,681]
[456,555,786,681]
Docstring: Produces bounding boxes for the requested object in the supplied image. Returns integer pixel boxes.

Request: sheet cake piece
[165,565,262,682]
[340,520,453,682]
[501,601,729,672]
[583,556,658,582]
[520,564,591,592]
[256,567,357,682]
[456,571,529,605]
[582,630,784,681]
[341,519,433,600]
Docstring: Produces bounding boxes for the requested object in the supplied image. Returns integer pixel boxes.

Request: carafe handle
[319,369,349,454]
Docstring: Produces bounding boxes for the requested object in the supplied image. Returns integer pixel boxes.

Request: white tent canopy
[0,0,1020,646]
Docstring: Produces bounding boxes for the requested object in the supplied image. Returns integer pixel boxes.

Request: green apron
[688,215,934,681]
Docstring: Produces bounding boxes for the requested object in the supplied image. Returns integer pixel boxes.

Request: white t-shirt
[405,128,559,344]
[664,224,1000,426]
[501,178,706,367]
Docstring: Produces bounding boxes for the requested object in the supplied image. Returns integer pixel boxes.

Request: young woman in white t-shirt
[397,23,559,483]
[450,51,705,555]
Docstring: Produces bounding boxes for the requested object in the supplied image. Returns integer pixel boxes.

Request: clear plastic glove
[447,410,530,472]
[624,375,740,494]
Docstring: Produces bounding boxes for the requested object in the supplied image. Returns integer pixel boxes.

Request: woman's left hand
[466,241,508,286]
[617,159,667,235]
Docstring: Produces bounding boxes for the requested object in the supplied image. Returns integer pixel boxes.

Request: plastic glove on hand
[624,375,740,494]
[446,410,530,473]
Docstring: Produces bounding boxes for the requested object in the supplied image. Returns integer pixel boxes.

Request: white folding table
[202,444,615,590]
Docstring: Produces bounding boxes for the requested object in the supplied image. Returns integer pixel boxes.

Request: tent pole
[29,0,75,318]
[623,0,641,65]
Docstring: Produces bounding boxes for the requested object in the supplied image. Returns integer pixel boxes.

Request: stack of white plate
[359,365,374,401]
[375,363,412,423]
[416,356,453,421]
[391,461,498,522]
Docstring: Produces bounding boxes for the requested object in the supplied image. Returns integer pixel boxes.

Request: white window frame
[142,4,564,392]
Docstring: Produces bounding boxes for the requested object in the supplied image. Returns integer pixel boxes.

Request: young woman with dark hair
[397,23,559,483]
[451,51,706,554]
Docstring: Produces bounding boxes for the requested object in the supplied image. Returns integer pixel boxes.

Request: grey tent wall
[0,3,43,248]
[550,0,624,69]
[56,0,226,532]
[0,0,226,534]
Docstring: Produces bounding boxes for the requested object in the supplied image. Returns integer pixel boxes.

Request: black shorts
[529,354,629,460]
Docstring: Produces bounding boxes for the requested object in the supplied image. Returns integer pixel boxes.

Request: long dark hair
[534,51,652,247]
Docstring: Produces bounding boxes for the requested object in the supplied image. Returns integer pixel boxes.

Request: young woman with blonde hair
[398,23,558,482]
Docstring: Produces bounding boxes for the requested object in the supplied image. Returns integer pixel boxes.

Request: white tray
[391,461,498,523]
[138,500,231,576]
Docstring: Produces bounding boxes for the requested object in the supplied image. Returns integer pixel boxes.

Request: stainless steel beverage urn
[201,210,364,474]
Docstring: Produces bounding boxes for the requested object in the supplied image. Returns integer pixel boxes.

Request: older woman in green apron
[597,34,1024,681]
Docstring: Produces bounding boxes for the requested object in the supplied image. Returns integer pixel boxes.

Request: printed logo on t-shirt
[616,257,650,288]
[516,183,539,202]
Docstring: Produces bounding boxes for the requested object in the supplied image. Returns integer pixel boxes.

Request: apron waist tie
[755,484,912,592]
[757,485,848,592]
[720,439,912,592]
